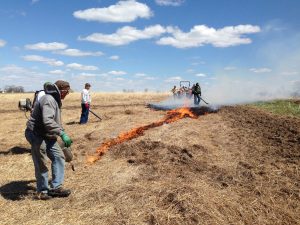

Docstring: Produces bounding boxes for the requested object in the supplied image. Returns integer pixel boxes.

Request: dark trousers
[80,104,89,124]
[194,94,201,105]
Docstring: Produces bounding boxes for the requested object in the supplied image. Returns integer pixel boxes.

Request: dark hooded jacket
[192,84,201,95]
[26,84,63,139]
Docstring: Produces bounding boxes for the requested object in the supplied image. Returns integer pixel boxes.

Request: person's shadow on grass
[0,180,36,201]
[0,146,31,155]
[65,121,80,125]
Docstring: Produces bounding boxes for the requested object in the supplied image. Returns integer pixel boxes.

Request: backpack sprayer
[18,98,33,119]
[18,88,44,114]
[18,98,32,111]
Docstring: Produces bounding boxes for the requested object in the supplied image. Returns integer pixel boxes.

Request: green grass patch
[251,99,300,117]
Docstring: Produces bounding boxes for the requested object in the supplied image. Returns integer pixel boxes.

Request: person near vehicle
[25,80,72,200]
[178,86,184,98]
[79,83,91,124]
[192,82,202,105]
[171,85,177,99]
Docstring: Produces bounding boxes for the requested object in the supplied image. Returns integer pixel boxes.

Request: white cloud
[0,39,6,47]
[191,61,205,66]
[78,72,97,77]
[186,69,194,73]
[165,76,182,82]
[23,55,64,66]
[144,76,156,80]
[79,25,166,46]
[80,24,260,47]
[108,70,127,75]
[109,55,120,60]
[49,70,66,75]
[250,68,272,73]
[13,46,21,51]
[55,48,103,57]
[134,73,156,80]
[262,20,286,34]
[73,0,152,23]
[115,77,125,81]
[281,71,298,76]
[155,0,184,6]
[290,80,300,85]
[97,73,109,78]
[157,24,261,48]
[0,64,46,88]
[135,73,146,77]
[0,75,22,81]
[195,73,206,77]
[208,77,217,80]
[224,66,237,71]
[25,42,67,51]
[66,63,98,71]
[0,64,28,74]
[31,0,40,4]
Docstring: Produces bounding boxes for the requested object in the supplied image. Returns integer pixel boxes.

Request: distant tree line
[122,89,135,93]
[3,85,25,93]
[122,88,150,93]
[0,85,74,93]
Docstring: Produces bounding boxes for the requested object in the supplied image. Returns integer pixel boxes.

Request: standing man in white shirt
[79,83,91,124]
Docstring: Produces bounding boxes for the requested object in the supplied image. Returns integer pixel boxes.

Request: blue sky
[0,0,299,94]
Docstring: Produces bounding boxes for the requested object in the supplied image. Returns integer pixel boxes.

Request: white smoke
[152,28,300,109]
[150,96,195,110]
[203,74,295,106]
[200,29,300,107]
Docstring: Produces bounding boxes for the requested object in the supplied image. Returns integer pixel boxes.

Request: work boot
[48,187,71,198]
[34,192,52,200]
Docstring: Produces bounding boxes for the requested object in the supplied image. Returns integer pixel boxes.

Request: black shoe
[48,187,71,198]
[34,192,52,200]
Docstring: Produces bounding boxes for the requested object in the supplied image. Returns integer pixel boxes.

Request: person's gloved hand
[60,132,73,147]
[85,102,89,109]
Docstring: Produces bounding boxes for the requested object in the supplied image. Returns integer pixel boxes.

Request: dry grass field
[0,93,299,225]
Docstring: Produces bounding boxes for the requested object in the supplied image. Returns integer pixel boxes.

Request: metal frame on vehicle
[180,81,190,88]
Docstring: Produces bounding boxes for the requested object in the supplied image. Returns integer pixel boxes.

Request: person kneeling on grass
[25,80,72,200]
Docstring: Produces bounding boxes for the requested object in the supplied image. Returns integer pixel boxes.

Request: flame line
[87,107,198,163]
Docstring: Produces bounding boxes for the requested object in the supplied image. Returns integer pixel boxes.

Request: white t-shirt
[32,90,45,111]
[37,90,45,102]
[81,88,91,104]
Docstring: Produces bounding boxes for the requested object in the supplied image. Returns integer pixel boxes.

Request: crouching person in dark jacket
[25,80,72,200]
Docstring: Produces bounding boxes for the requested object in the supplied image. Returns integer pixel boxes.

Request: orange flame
[87,107,198,163]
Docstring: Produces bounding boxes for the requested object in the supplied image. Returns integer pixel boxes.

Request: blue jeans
[80,103,89,124]
[25,129,65,193]
[194,94,201,105]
